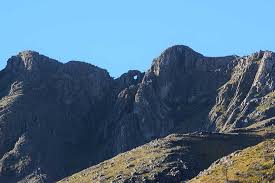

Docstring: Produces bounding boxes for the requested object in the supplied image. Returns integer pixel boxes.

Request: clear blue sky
[1,0,275,77]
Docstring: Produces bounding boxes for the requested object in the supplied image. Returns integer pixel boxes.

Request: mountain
[0,51,114,182]
[0,46,274,182]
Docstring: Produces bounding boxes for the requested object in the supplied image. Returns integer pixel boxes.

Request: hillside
[189,139,275,183]
[58,130,274,183]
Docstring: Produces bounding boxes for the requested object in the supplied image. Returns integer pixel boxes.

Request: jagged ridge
[0,46,274,182]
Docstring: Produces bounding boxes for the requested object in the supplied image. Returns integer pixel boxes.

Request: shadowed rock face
[0,51,114,182]
[0,46,274,182]
[103,46,238,156]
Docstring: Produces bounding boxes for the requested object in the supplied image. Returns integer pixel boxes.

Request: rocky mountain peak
[159,45,201,58]
[6,51,61,74]
[150,45,203,77]
[18,50,39,61]
[250,50,272,59]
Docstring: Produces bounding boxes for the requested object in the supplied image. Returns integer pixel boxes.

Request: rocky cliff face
[209,51,275,132]
[0,46,274,182]
[104,46,237,156]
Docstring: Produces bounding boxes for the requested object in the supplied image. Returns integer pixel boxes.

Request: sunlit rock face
[209,51,275,132]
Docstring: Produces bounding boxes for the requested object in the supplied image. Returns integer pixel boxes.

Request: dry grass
[58,138,172,183]
[189,139,275,183]
[58,133,267,183]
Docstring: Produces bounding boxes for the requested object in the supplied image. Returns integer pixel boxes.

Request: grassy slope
[189,139,275,183]
[58,132,267,183]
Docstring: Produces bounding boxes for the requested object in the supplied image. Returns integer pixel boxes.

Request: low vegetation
[58,132,267,183]
[189,139,275,183]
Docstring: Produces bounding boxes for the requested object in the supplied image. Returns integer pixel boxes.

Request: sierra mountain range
[0,45,274,182]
